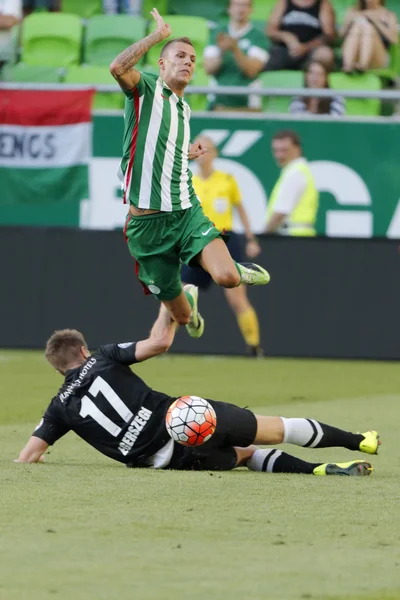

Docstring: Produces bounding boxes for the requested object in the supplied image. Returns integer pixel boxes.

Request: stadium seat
[385,0,400,22]
[168,0,228,21]
[142,0,168,17]
[85,15,147,66]
[251,0,276,21]
[259,70,303,113]
[61,0,102,18]
[186,66,209,111]
[64,65,124,110]
[1,63,62,83]
[146,15,209,66]
[329,72,381,116]
[369,43,400,80]
[332,0,352,26]
[21,13,82,67]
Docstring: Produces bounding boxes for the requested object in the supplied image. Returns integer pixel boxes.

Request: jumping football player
[110,8,270,341]
[17,305,379,476]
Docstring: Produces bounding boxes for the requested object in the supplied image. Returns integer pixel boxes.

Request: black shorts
[167,399,257,471]
[265,44,311,71]
[181,231,243,290]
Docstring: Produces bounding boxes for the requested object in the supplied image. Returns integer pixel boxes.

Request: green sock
[185,290,194,311]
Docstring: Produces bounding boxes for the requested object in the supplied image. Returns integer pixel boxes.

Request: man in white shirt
[0,0,21,66]
[265,130,319,237]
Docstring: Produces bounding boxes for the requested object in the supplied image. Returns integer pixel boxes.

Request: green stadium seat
[259,70,303,113]
[141,64,159,76]
[251,0,276,21]
[329,72,381,116]
[186,65,209,111]
[168,0,228,21]
[332,0,352,26]
[85,15,147,66]
[1,63,62,83]
[142,0,168,18]
[21,13,82,67]
[147,15,209,67]
[385,0,400,22]
[369,43,400,80]
[64,65,124,110]
[61,0,103,18]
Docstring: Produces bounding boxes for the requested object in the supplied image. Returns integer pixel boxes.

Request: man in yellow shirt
[182,135,264,357]
[265,130,319,236]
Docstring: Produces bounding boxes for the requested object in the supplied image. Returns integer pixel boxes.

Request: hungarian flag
[0,89,95,227]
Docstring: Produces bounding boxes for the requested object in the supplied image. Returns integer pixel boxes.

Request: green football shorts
[124,202,221,301]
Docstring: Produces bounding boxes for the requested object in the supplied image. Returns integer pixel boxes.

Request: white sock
[247,449,282,473]
[281,417,324,448]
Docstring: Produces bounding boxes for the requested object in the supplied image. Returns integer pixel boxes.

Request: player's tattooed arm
[110,8,171,91]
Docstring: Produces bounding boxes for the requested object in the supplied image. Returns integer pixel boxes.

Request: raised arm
[16,437,48,463]
[135,304,178,362]
[110,8,171,91]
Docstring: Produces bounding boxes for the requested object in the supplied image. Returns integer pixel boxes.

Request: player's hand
[150,8,171,41]
[246,239,261,258]
[189,142,208,161]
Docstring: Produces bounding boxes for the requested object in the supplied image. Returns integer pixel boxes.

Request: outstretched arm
[135,304,178,362]
[16,437,48,463]
[110,8,171,91]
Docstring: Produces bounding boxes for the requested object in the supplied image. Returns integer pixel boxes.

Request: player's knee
[235,445,257,467]
[214,269,240,289]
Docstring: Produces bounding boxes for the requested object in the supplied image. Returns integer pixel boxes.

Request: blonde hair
[45,329,87,373]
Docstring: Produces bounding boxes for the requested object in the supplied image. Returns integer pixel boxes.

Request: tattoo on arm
[111,31,163,76]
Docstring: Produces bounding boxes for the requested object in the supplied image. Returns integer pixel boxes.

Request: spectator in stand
[0,0,22,69]
[265,0,336,71]
[290,60,345,116]
[342,0,398,73]
[203,0,269,111]
[23,0,59,16]
[102,0,141,14]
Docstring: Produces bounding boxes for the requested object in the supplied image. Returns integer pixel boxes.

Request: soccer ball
[165,396,217,446]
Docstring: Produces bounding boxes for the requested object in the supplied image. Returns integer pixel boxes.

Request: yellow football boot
[359,430,380,455]
[313,460,373,476]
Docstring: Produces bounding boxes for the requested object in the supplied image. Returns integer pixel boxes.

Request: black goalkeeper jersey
[32,342,175,466]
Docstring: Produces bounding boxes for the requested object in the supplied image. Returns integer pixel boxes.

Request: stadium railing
[1,81,400,103]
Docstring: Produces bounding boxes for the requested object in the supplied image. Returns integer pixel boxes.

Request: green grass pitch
[1,351,400,600]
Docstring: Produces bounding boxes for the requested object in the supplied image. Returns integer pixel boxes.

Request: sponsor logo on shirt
[59,358,97,402]
[118,407,152,456]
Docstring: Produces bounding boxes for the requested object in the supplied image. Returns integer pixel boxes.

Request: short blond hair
[45,329,88,373]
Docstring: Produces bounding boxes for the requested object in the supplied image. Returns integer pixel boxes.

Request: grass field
[1,351,400,600]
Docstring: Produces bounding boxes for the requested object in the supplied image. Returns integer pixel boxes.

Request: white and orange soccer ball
[165,396,217,447]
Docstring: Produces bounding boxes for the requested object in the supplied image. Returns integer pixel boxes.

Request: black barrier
[1,226,399,359]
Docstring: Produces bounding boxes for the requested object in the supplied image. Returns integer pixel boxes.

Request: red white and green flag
[0,89,94,227]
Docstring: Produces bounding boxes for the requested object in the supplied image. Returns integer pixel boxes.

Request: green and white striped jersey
[119,72,198,211]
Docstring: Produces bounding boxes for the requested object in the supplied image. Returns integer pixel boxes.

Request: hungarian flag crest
[0,89,95,227]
